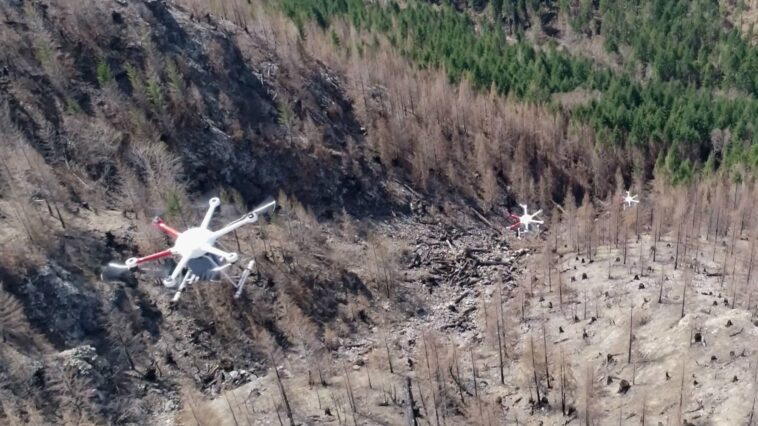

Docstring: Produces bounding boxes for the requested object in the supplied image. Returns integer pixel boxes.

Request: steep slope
[0,1,527,424]
[281,0,758,181]
[5,1,758,426]
[0,0,395,423]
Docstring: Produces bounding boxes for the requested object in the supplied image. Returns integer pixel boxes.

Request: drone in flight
[101,197,276,301]
[622,190,639,210]
[508,204,543,238]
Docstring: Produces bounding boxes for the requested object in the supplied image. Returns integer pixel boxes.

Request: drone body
[622,190,640,210]
[508,203,543,238]
[104,197,276,301]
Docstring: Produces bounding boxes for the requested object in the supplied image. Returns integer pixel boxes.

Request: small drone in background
[508,204,543,239]
[622,190,639,210]
[102,197,276,301]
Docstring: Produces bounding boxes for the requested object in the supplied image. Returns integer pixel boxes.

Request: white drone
[622,190,639,209]
[102,197,276,301]
[508,204,543,238]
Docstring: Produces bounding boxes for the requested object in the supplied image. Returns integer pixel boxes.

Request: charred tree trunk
[542,325,551,389]
[530,335,542,405]
[404,377,419,426]
[674,223,682,270]
[628,305,633,363]
[273,355,296,426]
[497,318,505,385]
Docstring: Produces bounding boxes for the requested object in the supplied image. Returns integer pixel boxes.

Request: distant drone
[102,197,276,301]
[508,204,543,238]
[622,190,639,210]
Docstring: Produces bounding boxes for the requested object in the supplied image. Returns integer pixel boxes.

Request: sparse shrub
[278,100,295,135]
[165,58,184,96]
[96,59,113,87]
[47,363,98,424]
[0,285,29,348]
[125,63,145,100]
[145,73,165,113]
[163,186,186,223]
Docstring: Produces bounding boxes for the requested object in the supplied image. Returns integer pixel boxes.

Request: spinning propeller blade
[252,197,277,216]
[100,262,131,283]
[100,258,176,284]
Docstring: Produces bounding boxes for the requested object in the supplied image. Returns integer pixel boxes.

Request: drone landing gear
[233,260,256,299]
[170,260,257,302]
[172,272,199,303]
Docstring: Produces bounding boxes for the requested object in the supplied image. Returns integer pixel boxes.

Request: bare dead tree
[530,334,542,405]
[272,353,295,426]
[747,236,756,308]
[381,329,394,375]
[342,364,358,426]
[421,333,440,426]
[404,377,418,426]
[497,283,508,358]
[608,243,613,280]
[559,348,567,415]
[642,396,647,426]
[678,357,687,425]
[470,348,478,400]
[497,316,505,385]
[542,324,550,389]
[583,366,594,426]
[675,221,682,270]
[628,304,633,364]
[450,343,465,404]
[681,267,690,318]
[48,363,97,425]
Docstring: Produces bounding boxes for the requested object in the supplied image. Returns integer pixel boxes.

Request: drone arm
[211,213,259,239]
[164,255,190,288]
[202,244,238,263]
[172,273,199,302]
[252,199,277,216]
[201,198,221,229]
[126,249,173,267]
[153,217,180,239]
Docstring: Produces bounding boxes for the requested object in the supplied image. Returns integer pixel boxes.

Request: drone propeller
[100,258,176,284]
[252,197,277,216]
[100,262,132,283]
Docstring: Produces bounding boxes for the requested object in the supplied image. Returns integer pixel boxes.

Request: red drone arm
[134,249,173,265]
[508,222,521,230]
[153,217,180,238]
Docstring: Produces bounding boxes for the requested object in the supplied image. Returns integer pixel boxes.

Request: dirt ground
[196,216,758,425]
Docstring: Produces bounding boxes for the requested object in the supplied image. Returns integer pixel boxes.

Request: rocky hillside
[5,1,758,426]
[0,0,527,424]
